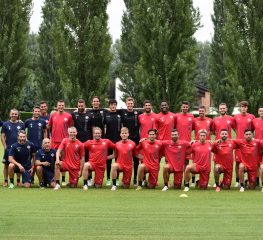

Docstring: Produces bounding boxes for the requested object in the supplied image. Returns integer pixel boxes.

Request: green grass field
[0,144,263,240]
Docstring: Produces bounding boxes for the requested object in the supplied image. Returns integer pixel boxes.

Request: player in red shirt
[233,129,262,192]
[54,127,85,190]
[212,103,235,140]
[252,106,263,139]
[136,129,163,190]
[233,101,255,187]
[155,101,175,140]
[212,129,237,192]
[82,127,115,190]
[48,100,73,185]
[110,127,136,190]
[138,100,156,139]
[174,101,194,142]
[184,130,212,191]
[162,129,191,191]
[193,106,213,140]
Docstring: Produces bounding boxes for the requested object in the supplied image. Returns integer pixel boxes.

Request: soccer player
[111,127,136,190]
[193,106,213,140]
[120,97,141,185]
[138,100,156,139]
[155,100,175,140]
[184,130,212,191]
[48,100,73,185]
[54,127,85,190]
[25,106,47,150]
[233,129,262,192]
[104,99,122,186]
[212,103,235,140]
[162,129,191,191]
[35,138,56,188]
[252,106,263,140]
[174,101,194,142]
[72,99,92,143]
[8,130,36,188]
[136,129,163,190]
[39,100,50,125]
[82,127,115,190]
[1,109,25,186]
[233,101,255,187]
[88,96,107,134]
[212,129,236,192]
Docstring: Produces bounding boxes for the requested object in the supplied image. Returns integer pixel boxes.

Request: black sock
[164,182,168,187]
[256,177,259,185]
[4,179,8,183]
[17,178,20,183]
[185,182,189,187]
[240,183,244,187]
[192,176,195,183]
[56,180,60,184]
[84,179,87,185]
[216,182,219,187]
[10,178,14,184]
[236,178,239,183]
[113,179,116,186]
[62,176,65,182]
[139,181,142,187]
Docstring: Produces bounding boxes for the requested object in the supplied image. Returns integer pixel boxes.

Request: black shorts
[14,166,31,183]
[2,148,10,165]
[43,170,55,185]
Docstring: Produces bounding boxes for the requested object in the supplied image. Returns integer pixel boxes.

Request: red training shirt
[212,115,235,140]
[234,113,255,139]
[115,140,136,169]
[252,118,263,140]
[155,112,175,140]
[138,113,156,139]
[174,113,194,141]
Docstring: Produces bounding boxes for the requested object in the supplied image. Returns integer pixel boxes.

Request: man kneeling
[8,130,36,188]
[35,138,56,188]
[54,127,84,190]
[136,129,163,190]
[184,130,212,191]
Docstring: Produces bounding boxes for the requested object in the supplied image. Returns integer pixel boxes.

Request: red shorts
[220,165,233,187]
[235,149,241,163]
[194,165,210,188]
[246,168,257,186]
[60,161,79,185]
[51,141,61,150]
[168,165,183,188]
[89,163,105,186]
[145,165,159,187]
[118,164,132,186]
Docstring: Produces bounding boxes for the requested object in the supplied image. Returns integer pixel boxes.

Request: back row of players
[1,97,263,192]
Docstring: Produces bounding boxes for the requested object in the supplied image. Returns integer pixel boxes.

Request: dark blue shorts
[2,148,10,165]
[14,167,31,184]
[43,170,54,184]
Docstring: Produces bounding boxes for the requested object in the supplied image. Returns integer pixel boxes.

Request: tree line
[0,0,263,118]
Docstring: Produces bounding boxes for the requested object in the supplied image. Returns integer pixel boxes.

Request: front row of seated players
[7,127,263,192]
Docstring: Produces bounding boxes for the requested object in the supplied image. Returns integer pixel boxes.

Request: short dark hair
[108,99,117,106]
[244,129,252,134]
[220,129,228,132]
[143,100,152,105]
[18,130,26,136]
[57,99,64,103]
[33,106,40,110]
[171,129,178,133]
[148,129,157,134]
[160,100,168,105]
[78,99,85,104]
[240,101,248,107]
[199,105,206,110]
[92,96,100,102]
[181,101,190,106]
[40,100,47,105]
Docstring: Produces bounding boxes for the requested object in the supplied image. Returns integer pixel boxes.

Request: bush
[20,112,32,122]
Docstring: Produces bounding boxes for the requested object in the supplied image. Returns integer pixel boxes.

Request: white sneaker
[111,185,117,191]
[116,180,120,186]
[261,187,263,192]
[234,182,240,187]
[207,183,211,187]
[83,185,88,191]
[240,186,245,192]
[162,186,169,191]
[61,182,67,186]
[190,183,196,187]
[88,179,93,187]
[184,186,189,192]
[106,179,111,186]
[54,184,61,190]
[213,183,216,188]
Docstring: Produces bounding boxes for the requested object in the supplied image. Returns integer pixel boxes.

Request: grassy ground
[0,144,263,240]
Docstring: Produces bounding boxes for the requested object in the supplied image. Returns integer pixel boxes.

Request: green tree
[62,0,112,105]
[0,0,32,118]
[208,0,236,114]
[37,0,65,109]
[127,0,200,111]
[222,0,263,115]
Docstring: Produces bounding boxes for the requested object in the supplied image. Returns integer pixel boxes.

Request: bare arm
[1,133,6,149]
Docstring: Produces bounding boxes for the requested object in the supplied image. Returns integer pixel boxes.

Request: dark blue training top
[35,148,56,172]
[1,121,25,148]
[25,118,47,149]
[9,141,36,170]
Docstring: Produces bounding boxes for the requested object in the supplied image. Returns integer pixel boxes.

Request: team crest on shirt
[161,118,164,122]
[27,145,31,149]
[178,145,182,149]
[227,120,230,124]
[170,115,174,119]
[151,118,154,121]
[51,153,55,157]
[75,144,79,149]
[38,123,42,126]
[208,147,212,150]
[100,110,103,114]
[229,144,232,147]
[42,156,45,159]
[17,147,21,152]
[197,122,200,126]
[188,118,192,121]
[30,124,33,128]
[117,115,121,118]
[102,142,106,145]
[207,120,210,124]
[64,118,68,122]
[17,126,21,130]
[128,144,133,148]
[134,111,138,114]
[253,143,256,146]
[248,119,251,122]
[85,116,89,119]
